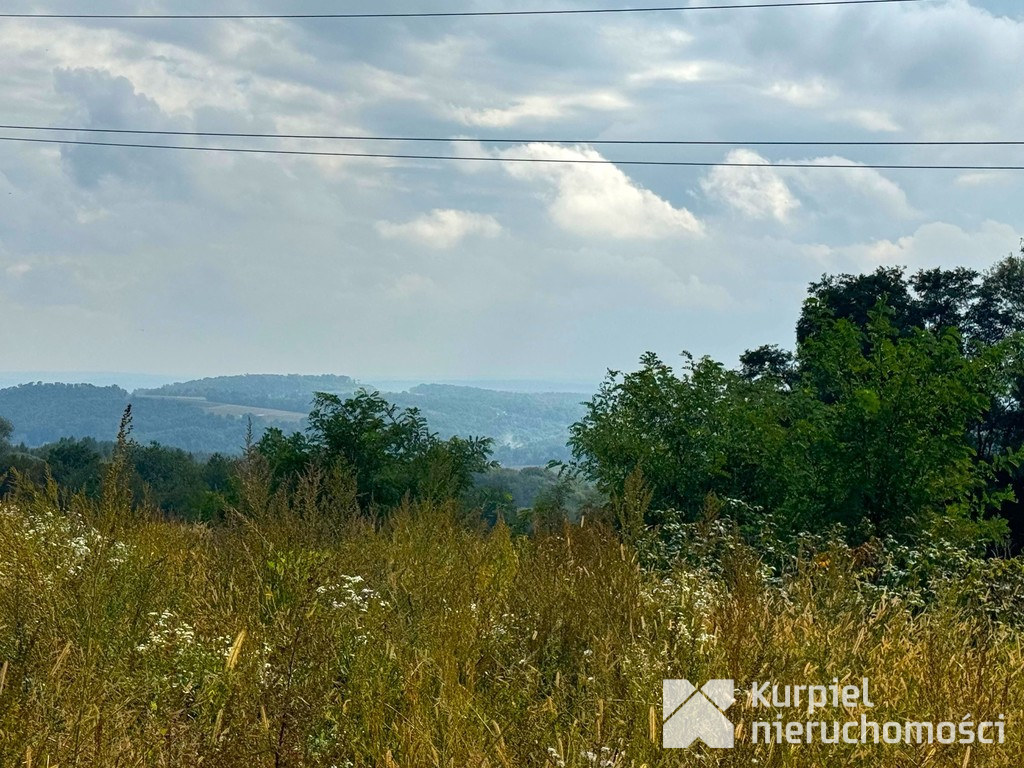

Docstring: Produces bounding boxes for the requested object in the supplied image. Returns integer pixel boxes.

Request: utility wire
[1,123,1020,147]
[1,134,1020,170]
[0,0,926,20]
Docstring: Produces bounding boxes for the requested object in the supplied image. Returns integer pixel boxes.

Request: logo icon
[663,679,736,749]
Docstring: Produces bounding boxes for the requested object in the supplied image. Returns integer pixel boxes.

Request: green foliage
[791,304,1013,542]
[792,251,1024,546]
[570,302,1016,547]
[0,424,238,521]
[797,252,1024,349]
[468,466,603,529]
[137,373,358,412]
[738,344,797,387]
[259,390,494,509]
[43,438,106,498]
[0,416,47,495]
[797,265,915,345]
[969,253,1024,345]
[568,351,788,524]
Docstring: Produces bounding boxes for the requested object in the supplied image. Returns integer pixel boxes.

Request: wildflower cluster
[315,575,387,613]
[0,502,129,580]
[641,572,720,648]
[135,610,235,693]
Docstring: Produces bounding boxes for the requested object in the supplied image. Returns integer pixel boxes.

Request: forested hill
[0,377,588,465]
[0,382,278,454]
[135,374,359,412]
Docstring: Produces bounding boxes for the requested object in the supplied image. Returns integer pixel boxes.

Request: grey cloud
[0,1,1021,380]
[54,67,191,191]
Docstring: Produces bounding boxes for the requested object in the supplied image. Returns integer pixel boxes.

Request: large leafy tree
[968,253,1024,345]
[790,305,1012,542]
[132,442,209,516]
[797,252,1024,348]
[797,265,915,344]
[568,352,789,523]
[43,438,105,498]
[259,389,494,509]
[793,251,1024,545]
[0,416,47,494]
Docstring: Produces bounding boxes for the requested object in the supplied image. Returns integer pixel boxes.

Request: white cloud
[629,60,743,86]
[701,151,916,224]
[764,78,833,108]
[1,0,1023,380]
[956,171,1012,187]
[701,150,800,223]
[451,91,629,128]
[791,156,917,219]
[5,263,32,278]
[376,209,504,250]
[550,245,734,310]
[499,144,703,239]
[839,220,1019,270]
[834,109,901,133]
[600,25,694,55]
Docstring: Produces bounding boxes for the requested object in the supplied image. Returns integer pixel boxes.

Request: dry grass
[0,478,1022,767]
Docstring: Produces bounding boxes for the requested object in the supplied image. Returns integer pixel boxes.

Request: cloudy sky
[1,0,1022,384]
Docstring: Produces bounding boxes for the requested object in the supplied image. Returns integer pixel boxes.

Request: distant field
[134,394,308,424]
[203,403,307,422]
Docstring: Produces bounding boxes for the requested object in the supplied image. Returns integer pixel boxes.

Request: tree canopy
[258,389,494,509]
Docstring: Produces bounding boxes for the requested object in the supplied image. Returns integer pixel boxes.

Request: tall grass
[1,472,1022,766]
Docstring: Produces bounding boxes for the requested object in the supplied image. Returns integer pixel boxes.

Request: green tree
[568,352,788,524]
[791,304,1013,542]
[739,344,797,388]
[132,442,207,517]
[0,416,47,494]
[259,389,494,509]
[910,266,980,335]
[43,438,105,498]
[797,266,915,345]
[969,252,1024,345]
[792,251,1024,546]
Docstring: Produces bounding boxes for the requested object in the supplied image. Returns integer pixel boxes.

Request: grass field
[1,475,1022,767]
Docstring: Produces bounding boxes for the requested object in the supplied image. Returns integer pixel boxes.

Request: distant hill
[0,382,287,454]
[0,372,182,391]
[137,374,358,412]
[0,375,589,465]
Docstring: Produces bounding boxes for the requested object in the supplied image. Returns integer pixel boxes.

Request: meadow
[1,466,1022,768]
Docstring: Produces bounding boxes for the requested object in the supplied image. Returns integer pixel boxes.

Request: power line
[1,123,1020,147]
[0,0,926,20]
[2,134,1021,171]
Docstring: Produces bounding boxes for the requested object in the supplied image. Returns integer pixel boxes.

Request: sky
[1,0,1022,385]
